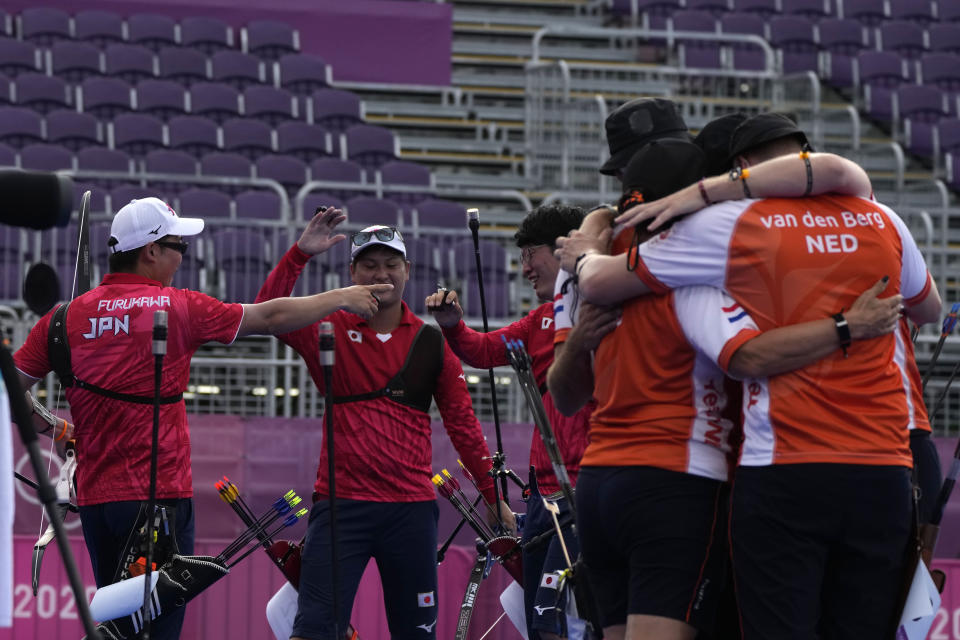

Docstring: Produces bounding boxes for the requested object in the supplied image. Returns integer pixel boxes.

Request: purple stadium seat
[685,0,731,14]
[720,13,768,71]
[0,142,14,167]
[158,47,208,86]
[897,85,948,156]
[111,113,164,156]
[244,20,298,61]
[0,11,10,38]
[168,115,219,156]
[0,106,42,147]
[769,16,819,73]
[887,0,936,26]
[243,85,296,125]
[928,24,960,56]
[200,151,253,179]
[211,51,263,90]
[921,54,960,96]
[255,154,307,193]
[277,54,329,96]
[77,147,133,176]
[19,8,70,47]
[212,229,271,303]
[14,72,69,114]
[74,10,124,48]
[300,192,344,220]
[0,73,9,106]
[312,88,363,132]
[179,187,233,219]
[50,41,102,83]
[0,37,38,76]
[136,79,188,121]
[879,21,927,77]
[379,160,432,206]
[144,149,198,195]
[780,0,832,20]
[344,195,401,226]
[181,16,233,55]
[190,82,241,123]
[19,143,72,171]
[937,119,960,158]
[730,0,778,18]
[857,51,908,120]
[277,121,329,161]
[840,0,886,29]
[818,18,868,87]
[671,11,721,69]
[942,3,960,23]
[47,110,100,150]
[104,44,156,84]
[344,125,397,170]
[80,77,133,119]
[222,118,273,158]
[414,198,466,229]
[110,185,158,212]
[235,189,283,220]
[453,239,509,318]
[310,157,365,200]
[631,0,682,30]
[128,14,177,51]
[144,149,198,176]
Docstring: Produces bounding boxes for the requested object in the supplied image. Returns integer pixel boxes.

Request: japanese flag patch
[418,591,435,607]
[540,572,560,590]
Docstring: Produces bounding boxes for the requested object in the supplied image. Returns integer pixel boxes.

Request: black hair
[514,204,586,248]
[108,246,144,273]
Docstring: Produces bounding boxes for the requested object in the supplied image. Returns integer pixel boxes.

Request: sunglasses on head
[156,240,189,255]
[351,227,402,247]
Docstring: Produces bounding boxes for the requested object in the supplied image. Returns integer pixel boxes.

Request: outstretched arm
[239,284,391,337]
[617,152,873,231]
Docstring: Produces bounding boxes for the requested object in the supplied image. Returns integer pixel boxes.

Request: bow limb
[31,442,78,594]
[33,189,89,592]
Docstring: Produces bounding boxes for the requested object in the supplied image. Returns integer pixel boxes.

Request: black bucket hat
[600,97,691,176]
[619,138,706,209]
[728,112,811,162]
[694,113,748,177]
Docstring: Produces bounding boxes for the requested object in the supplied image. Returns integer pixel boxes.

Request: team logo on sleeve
[722,302,748,323]
[540,572,560,589]
[541,317,554,330]
[347,330,362,343]
[417,591,435,607]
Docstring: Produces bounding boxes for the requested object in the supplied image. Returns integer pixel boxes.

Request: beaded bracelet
[800,150,813,197]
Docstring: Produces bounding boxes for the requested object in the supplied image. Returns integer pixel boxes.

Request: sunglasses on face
[351,227,403,247]
[156,240,189,255]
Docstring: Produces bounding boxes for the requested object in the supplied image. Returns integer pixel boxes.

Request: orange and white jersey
[579,223,747,481]
[633,195,932,468]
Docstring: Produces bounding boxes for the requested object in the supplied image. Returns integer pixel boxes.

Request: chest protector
[332,324,445,414]
[47,302,183,405]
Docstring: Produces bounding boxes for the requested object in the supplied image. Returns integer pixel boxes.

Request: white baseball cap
[108,197,204,253]
[350,225,406,259]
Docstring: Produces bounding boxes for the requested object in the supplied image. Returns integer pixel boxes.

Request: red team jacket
[441,303,592,495]
[255,245,496,503]
[15,273,244,505]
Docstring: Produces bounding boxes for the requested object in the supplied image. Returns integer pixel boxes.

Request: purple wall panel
[0,0,452,85]
[1,536,519,639]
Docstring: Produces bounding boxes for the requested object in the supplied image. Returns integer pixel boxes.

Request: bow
[32,189,91,593]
